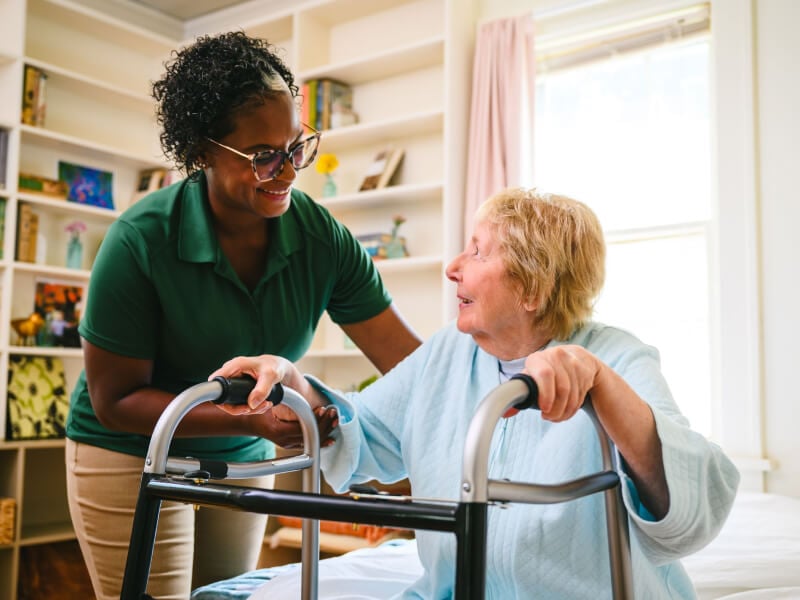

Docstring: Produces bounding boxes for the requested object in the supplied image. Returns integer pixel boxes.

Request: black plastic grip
[211,375,284,406]
[510,373,539,410]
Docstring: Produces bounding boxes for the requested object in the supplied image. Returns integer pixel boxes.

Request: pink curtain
[464,14,535,242]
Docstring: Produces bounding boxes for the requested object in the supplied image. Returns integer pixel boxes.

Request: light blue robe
[317,321,740,599]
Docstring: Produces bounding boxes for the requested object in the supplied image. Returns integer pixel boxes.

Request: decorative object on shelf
[58,160,114,210]
[6,355,68,441]
[316,152,339,197]
[130,167,183,205]
[0,497,15,545]
[356,231,409,260]
[359,147,405,191]
[21,64,47,127]
[10,312,45,346]
[386,214,408,258]
[33,278,84,347]
[15,203,39,263]
[65,220,86,269]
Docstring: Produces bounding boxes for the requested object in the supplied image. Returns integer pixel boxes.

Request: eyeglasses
[206,126,322,182]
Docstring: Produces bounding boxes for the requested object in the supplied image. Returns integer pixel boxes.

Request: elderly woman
[213,188,739,599]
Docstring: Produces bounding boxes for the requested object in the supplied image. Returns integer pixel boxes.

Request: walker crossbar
[120,374,634,600]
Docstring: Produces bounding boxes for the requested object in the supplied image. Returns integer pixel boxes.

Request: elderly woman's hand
[521,345,603,422]
[209,355,298,415]
[208,354,338,447]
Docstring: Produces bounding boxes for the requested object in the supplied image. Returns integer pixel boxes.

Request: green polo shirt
[66,175,391,460]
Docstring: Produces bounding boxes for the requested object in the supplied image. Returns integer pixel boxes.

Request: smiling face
[204,89,302,221]
[446,220,542,360]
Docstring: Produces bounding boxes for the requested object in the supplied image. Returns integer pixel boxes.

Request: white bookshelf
[0,0,476,595]
[0,1,171,596]
[198,0,477,390]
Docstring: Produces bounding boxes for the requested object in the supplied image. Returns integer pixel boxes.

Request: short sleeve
[79,219,161,358]
[324,216,391,325]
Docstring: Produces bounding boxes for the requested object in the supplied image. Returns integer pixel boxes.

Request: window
[532,32,713,435]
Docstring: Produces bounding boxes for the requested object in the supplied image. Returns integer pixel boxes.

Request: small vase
[385,236,407,259]
[322,174,337,198]
[66,234,83,269]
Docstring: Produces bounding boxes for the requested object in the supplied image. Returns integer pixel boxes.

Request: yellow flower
[315,153,339,175]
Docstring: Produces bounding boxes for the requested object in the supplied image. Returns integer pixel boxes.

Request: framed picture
[358,148,404,192]
[58,160,114,210]
[6,355,68,440]
[33,278,84,348]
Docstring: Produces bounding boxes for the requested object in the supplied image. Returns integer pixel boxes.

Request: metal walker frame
[120,374,634,599]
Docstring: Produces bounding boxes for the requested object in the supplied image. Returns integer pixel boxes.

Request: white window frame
[532,0,768,489]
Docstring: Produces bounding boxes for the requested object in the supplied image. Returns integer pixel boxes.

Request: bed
[191,490,800,600]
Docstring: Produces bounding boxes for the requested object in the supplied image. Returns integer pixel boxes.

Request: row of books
[301,78,356,131]
[21,65,47,127]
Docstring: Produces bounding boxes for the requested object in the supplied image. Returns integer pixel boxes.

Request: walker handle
[211,375,284,406]
[510,373,539,410]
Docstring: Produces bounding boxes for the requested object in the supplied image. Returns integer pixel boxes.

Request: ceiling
[127,0,249,21]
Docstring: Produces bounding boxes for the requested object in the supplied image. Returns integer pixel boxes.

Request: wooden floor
[18,540,95,600]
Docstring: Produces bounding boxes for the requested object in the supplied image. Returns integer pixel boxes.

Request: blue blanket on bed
[191,562,300,599]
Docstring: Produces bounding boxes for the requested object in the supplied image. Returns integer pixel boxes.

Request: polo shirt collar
[177,175,306,279]
[178,175,217,263]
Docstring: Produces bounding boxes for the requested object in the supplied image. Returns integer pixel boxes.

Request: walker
[120,374,634,599]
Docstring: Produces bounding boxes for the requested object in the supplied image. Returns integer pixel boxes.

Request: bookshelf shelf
[16,193,120,220]
[11,262,91,281]
[319,110,444,152]
[373,254,442,273]
[8,346,84,358]
[20,125,164,169]
[298,36,445,84]
[24,57,154,109]
[318,181,443,210]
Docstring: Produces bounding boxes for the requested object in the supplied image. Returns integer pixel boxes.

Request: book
[0,128,8,189]
[15,203,38,263]
[21,65,46,127]
[33,278,84,348]
[0,197,5,259]
[18,172,68,199]
[58,161,114,210]
[358,148,405,192]
[320,79,353,130]
[306,79,318,132]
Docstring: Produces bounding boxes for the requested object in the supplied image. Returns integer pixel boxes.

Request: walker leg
[120,474,162,600]
[454,502,488,600]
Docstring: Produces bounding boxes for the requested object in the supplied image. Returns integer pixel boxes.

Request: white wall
[478,0,800,498]
[755,0,800,497]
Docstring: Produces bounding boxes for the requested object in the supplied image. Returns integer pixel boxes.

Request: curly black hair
[152,30,298,177]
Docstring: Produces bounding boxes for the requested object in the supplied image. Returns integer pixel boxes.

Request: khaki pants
[66,439,273,600]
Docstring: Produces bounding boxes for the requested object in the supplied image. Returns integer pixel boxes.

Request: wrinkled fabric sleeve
[323,216,391,325]
[309,344,427,492]
[603,336,740,564]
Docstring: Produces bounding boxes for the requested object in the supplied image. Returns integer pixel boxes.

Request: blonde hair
[476,188,606,340]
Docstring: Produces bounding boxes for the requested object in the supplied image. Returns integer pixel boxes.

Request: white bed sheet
[243,491,800,600]
[682,491,800,600]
